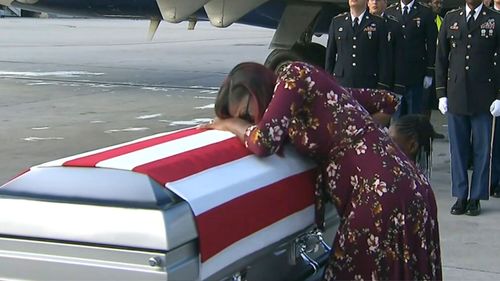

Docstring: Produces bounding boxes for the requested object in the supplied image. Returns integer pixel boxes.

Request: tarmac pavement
[0,18,499,280]
[430,112,500,280]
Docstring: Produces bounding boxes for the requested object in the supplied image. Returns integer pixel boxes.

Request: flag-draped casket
[0,128,338,280]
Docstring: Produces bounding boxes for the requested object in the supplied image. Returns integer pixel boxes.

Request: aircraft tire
[264,43,326,72]
[301,43,326,69]
[264,48,304,73]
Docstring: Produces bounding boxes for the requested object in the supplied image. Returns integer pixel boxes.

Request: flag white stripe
[96,130,234,170]
[200,206,315,280]
[38,129,188,167]
[166,145,315,215]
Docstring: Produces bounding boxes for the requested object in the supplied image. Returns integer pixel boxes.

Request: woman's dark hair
[392,114,436,177]
[215,62,277,123]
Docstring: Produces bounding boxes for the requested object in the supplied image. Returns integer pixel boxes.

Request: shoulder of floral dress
[287,61,313,70]
[278,61,315,76]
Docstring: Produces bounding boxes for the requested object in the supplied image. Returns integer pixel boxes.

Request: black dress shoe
[433,132,445,139]
[465,200,481,216]
[492,186,500,198]
[450,199,468,215]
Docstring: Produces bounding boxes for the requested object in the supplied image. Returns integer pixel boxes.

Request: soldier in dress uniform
[491,0,500,198]
[325,0,391,89]
[368,0,406,95]
[435,0,500,215]
[386,0,438,117]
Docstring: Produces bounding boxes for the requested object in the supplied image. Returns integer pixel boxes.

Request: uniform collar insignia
[450,22,459,30]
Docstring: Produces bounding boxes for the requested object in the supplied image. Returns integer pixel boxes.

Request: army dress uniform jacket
[435,6,500,115]
[325,12,391,89]
[386,2,438,87]
[384,13,405,93]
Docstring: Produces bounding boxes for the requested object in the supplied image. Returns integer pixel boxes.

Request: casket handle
[292,229,331,273]
[148,256,163,268]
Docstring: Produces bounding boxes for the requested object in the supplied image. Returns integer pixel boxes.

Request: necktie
[403,6,409,21]
[467,9,475,30]
[353,17,359,33]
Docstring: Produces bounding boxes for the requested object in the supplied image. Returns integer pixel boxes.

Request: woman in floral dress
[203,61,442,280]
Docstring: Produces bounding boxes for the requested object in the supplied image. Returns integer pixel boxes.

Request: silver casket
[0,128,338,281]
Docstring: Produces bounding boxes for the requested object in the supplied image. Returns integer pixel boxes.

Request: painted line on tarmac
[0,76,219,91]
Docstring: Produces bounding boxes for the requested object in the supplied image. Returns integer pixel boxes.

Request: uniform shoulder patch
[334,12,348,19]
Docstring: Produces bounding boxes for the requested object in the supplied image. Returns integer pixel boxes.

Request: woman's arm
[344,88,400,127]
[344,88,399,114]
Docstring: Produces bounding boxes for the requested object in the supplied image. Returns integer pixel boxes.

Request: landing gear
[264,43,326,73]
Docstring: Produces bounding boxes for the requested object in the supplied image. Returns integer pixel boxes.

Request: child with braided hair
[389,114,436,178]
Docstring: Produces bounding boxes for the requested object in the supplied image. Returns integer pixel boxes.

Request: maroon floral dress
[244,62,441,280]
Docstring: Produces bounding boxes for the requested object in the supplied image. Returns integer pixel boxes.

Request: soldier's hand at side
[438,97,448,115]
[423,76,433,89]
[490,100,500,117]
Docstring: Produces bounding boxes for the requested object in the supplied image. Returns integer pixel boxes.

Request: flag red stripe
[196,170,316,261]
[63,128,201,167]
[133,137,252,185]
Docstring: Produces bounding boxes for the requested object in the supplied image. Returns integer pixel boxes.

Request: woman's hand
[198,117,228,131]
[198,117,253,142]
[371,112,391,128]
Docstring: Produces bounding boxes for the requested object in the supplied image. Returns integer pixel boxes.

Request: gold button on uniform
[352,62,357,66]
[466,55,469,60]
[353,45,357,49]
[465,66,469,70]
[353,37,357,40]
[468,34,472,38]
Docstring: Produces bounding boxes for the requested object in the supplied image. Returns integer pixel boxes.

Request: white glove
[490,99,500,117]
[423,76,433,89]
[438,97,448,114]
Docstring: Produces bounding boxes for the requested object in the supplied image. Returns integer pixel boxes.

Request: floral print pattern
[244,62,441,280]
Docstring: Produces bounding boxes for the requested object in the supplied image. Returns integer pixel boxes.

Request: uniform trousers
[448,112,493,200]
[491,117,500,189]
[394,84,423,118]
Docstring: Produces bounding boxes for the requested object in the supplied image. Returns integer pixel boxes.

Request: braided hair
[391,114,436,178]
